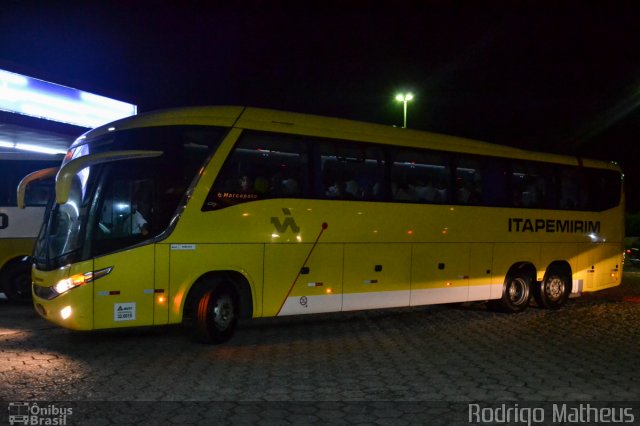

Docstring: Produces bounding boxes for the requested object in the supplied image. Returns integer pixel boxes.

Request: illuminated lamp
[0,69,137,128]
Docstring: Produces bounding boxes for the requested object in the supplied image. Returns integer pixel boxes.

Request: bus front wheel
[1,261,32,303]
[534,272,571,309]
[193,286,238,344]
[493,273,531,313]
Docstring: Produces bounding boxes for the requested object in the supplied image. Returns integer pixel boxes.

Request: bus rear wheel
[193,285,238,344]
[1,261,32,303]
[493,272,531,313]
[534,272,571,309]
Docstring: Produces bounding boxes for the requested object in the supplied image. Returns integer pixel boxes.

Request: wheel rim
[507,277,528,305]
[213,294,234,331]
[545,276,565,302]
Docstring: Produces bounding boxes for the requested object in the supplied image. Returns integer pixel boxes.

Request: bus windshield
[34,126,227,270]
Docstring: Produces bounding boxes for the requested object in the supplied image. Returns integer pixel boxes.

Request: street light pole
[395,92,414,128]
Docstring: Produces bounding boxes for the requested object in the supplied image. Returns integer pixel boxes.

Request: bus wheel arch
[0,256,32,303]
[184,271,253,344]
[535,261,572,309]
[491,262,535,313]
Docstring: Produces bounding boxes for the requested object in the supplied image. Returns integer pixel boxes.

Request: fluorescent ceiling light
[15,143,67,155]
[0,68,137,128]
[0,139,66,155]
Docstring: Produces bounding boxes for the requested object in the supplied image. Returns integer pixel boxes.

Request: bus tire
[193,285,238,344]
[493,272,531,313]
[534,270,571,309]
[1,260,32,303]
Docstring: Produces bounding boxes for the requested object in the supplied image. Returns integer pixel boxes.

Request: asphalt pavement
[1,270,639,425]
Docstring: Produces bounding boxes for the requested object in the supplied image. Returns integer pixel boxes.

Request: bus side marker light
[326,288,333,294]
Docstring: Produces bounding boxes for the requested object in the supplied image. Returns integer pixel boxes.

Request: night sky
[2,1,639,210]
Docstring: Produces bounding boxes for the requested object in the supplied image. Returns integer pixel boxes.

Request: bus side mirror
[55,150,163,205]
[16,167,60,209]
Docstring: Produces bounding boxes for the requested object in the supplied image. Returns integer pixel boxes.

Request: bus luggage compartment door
[342,243,411,311]
[410,243,470,305]
[264,243,343,316]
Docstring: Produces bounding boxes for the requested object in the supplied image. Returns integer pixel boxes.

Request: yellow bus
[0,153,61,302]
[23,107,624,343]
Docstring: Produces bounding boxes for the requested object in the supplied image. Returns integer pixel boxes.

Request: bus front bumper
[33,283,94,330]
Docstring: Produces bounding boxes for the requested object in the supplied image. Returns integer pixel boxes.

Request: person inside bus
[345,179,361,198]
[456,175,481,204]
[414,178,436,202]
[326,179,354,199]
[393,179,415,201]
[239,175,253,193]
[254,175,270,196]
[131,201,150,237]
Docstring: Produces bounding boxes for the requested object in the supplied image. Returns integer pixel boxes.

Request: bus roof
[73,106,621,172]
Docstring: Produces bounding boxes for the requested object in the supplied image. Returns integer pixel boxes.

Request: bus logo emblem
[271,208,300,233]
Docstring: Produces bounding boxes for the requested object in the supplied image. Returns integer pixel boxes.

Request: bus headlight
[49,267,113,298]
[53,273,90,296]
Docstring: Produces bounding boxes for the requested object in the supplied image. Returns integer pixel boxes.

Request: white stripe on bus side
[277,284,506,316]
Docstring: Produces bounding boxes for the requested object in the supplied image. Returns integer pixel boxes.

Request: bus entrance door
[92,245,155,329]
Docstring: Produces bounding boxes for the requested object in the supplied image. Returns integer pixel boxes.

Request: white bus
[1,153,62,301]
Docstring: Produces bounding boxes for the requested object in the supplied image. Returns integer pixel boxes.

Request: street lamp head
[395,93,414,102]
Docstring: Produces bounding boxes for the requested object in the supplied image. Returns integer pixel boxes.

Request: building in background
[0,68,136,301]
[0,68,137,155]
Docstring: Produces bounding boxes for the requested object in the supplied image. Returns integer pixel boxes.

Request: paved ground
[1,270,639,425]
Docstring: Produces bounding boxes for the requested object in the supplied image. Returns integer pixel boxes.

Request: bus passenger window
[455,158,482,205]
[391,148,449,204]
[559,168,584,210]
[511,162,547,208]
[319,141,385,201]
[452,155,510,207]
[588,169,621,211]
[205,131,310,210]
